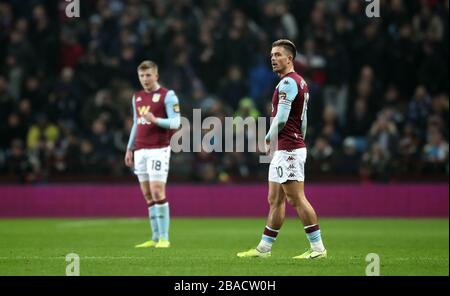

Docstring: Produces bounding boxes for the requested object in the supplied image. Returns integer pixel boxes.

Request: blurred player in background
[238,39,326,259]
[125,61,181,248]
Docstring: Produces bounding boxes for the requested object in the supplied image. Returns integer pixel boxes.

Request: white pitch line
[0,256,446,261]
[0,256,156,260]
[56,219,144,229]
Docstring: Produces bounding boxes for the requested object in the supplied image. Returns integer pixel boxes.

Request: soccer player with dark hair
[125,61,181,249]
[237,39,327,259]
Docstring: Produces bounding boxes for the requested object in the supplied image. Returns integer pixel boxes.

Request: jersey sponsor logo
[287,164,296,170]
[286,156,296,162]
[284,79,290,85]
[137,117,151,125]
[152,93,161,102]
[138,105,151,116]
[288,173,296,178]
[173,103,180,113]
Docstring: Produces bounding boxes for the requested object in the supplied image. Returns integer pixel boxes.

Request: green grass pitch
[0,218,448,276]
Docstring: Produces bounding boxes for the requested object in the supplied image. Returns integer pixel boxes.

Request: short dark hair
[272,39,297,59]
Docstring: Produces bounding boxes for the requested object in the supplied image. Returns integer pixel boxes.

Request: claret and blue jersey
[266,71,309,151]
[127,87,181,150]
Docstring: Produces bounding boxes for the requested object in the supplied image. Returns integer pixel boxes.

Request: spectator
[422,127,449,174]
[234,97,260,119]
[5,139,36,183]
[89,118,115,167]
[0,1,448,183]
[347,99,369,133]
[408,85,431,134]
[0,75,14,125]
[78,139,98,174]
[398,122,422,174]
[360,143,391,182]
[248,55,277,109]
[320,105,342,147]
[335,137,361,176]
[218,64,248,110]
[309,136,335,175]
[26,114,59,152]
[368,112,399,158]
[0,112,27,150]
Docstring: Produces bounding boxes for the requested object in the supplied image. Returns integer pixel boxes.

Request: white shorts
[268,147,307,184]
[134,146,171,183]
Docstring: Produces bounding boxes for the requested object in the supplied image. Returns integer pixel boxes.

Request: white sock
[311,240,325,252]
[305,224,325,252]
[256,239,273,253]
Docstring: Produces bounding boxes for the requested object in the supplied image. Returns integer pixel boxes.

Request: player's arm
[151,91,181,129]
[127,95,138,149]
[265,77,298,143]
[125,96,137,167]
[301,111,307,140]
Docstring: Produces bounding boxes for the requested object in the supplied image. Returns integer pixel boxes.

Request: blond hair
[137,60,158,72]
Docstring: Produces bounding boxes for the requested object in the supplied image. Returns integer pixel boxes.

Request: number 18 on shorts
[134,147,171,183]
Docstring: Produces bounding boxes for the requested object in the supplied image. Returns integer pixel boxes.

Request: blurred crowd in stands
[0,0,448,183]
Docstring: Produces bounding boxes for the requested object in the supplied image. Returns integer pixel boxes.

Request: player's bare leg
[149,181,166,202]
[282,180,327,259]
[266,182,286,230]
[135,180,159,248]
[150,181,170,248]
[237,182,285,258]
[256,181,286,252]
[282,180,317,226]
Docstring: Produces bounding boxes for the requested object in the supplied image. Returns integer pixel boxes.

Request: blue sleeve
[155,90,181,129]
[265,77,298,142]
[127,96,137,150]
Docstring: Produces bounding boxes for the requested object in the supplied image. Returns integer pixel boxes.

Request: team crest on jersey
[152,94,161,102]
[136,96,142,102]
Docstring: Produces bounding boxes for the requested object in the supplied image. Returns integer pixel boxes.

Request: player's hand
[143,112,157,124]
[125,149,134,167]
